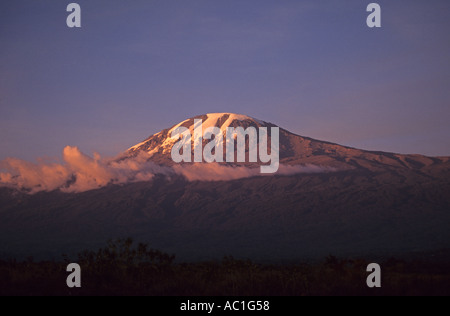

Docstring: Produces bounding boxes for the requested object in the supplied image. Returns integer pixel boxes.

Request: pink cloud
[0,147,336,194]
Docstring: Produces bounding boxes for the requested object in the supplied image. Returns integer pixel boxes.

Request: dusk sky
[1,0,449,162]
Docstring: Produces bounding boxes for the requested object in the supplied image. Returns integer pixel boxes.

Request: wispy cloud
[0,146,335,194]
[0,147,165,193]
[175,163,334,182]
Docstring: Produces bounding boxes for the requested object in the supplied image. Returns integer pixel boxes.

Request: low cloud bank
[0,147,168,193]
[175,164,335,182]
[0,146,335,194]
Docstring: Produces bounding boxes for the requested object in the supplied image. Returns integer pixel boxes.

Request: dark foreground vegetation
[1,239,449,296]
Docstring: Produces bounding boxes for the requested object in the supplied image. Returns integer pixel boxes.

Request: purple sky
[1,0,449,161]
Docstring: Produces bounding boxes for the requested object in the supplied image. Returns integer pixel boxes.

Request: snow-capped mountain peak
[127,113,272,157]
[123,113,445,173]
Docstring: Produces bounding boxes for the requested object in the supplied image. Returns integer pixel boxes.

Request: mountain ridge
[122,113,450,174]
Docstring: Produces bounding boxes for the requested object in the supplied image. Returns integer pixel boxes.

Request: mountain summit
[126,113,271,161]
